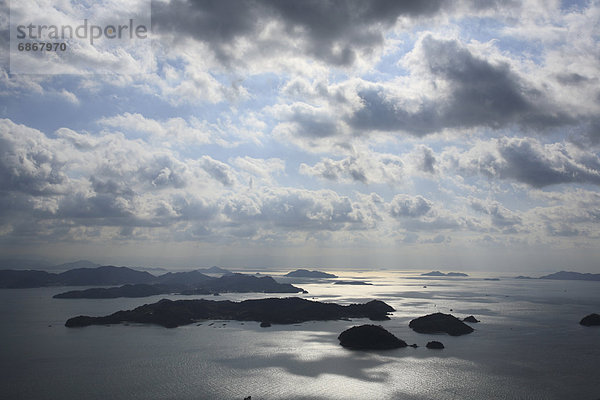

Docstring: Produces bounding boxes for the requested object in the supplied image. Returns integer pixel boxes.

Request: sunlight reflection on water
[0,271,599,399]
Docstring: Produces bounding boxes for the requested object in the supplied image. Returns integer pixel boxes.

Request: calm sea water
[1,271,599,400]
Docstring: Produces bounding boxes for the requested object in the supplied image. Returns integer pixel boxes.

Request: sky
[0,0,599,273]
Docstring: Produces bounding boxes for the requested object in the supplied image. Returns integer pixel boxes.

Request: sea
[1,270,599,400]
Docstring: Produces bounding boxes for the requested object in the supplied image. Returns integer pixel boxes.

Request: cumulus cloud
[299,153,403,185]
[199,156,236,187]
[0,119,389,244]
[470,197,523,230]
[269,27,598,151]
[231,156,285,186]
[446,137,600,187]
[2,2,600,266]
[152,0,448,67]
[98,113,214,146]
[222,187,370,232]
[389,194,432,218]
[0,119,69,195]
[349,35,574,136]
[0,119,234,236]
[528,189,600,239]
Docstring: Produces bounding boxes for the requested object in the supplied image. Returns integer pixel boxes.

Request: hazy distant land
[334,280,372,285]
[54,274,304,299]
[284,269,338,278]
[515,271,600,281]
[421,271,469,277]
[0,264,308,299]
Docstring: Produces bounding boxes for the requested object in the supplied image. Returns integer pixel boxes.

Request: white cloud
[2,2,600,270]
[444,137,600,187]
[389,194,432,218]
[300,152,403,185]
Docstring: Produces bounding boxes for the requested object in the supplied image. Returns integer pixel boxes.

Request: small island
[514,271,600,281]
[540,271,600,281]
[579,313,600,326]
[338,325,407,350]
[334,281,372,285]
[421,271,469,277]
[426,341,444,349]
[284,269,337,278]
[409,312,474,336]
[65,297,395,328]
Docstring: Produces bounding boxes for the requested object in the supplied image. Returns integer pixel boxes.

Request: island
[463,315,479,323]
[180,274,304,294]
[65,297,396,328]
[514,271,600,281]
[284,269,338,278]
[540,271,600,281]
[54,274,304,299]
[334,281,372,285]
[0,265,233,289]
[579,313,600,326]
[155,270,213,285]
[409,312,474,336]
[338,325,407,350]
[426,341,444,349]
[0,266,155,288]
[420,271,469,277]
[53,284,177,299]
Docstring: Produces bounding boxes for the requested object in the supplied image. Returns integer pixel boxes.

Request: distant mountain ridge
[513,271,600,281]
[284,269,337,278]
[197,266,232,275]
[540,271,600,281]
[57,266,156,286]
[156,270,213,285]
[54,273,304,299]
[421,271,469,277]
[0,264,230,289]
[0,266,155,288]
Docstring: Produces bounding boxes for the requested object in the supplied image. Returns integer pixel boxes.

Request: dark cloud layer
[153,0,446,66]
[350,36,575,136]
[449,137,600,187]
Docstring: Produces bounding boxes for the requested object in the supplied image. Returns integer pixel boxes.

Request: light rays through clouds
[1,0,599,271]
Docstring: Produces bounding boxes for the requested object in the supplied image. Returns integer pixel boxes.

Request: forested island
[54,274,304,299]
[65,297,395,328]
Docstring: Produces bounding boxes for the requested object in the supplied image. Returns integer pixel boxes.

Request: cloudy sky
[1,0,599,272]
